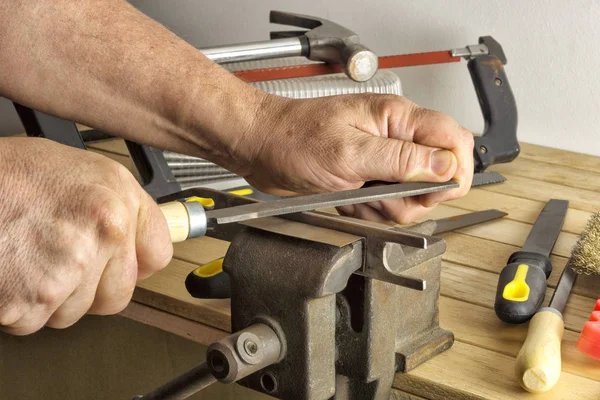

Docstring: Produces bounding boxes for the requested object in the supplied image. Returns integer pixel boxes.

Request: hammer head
[269,11,378,82]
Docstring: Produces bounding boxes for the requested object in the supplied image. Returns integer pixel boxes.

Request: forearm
[0,0,266,167]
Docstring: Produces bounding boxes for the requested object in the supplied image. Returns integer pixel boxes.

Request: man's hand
[0,0,473,225]
[232,93,474,224]
[0,138,172,335]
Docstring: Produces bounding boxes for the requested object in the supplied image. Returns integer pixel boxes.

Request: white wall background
[2,1,599,156]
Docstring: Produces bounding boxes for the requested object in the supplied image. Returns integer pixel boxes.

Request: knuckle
[408,103,431,123]
[36,280,66,307]
[4,318,47,336]
[0,306,21,327]
[6,325,36,336]
[91,196,131,244]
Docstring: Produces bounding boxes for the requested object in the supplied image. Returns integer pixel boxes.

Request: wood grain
[445,189,592,235]
[519,143,600,175]
[494,157,600,193]
[440,297,600,382]
[441,261,595,332]
[481,173,600,213]
[121,301,228,346]
[440,233,600,299]
[395,341,600,400]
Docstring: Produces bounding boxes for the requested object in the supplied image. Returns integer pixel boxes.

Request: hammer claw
[269,10,323,30]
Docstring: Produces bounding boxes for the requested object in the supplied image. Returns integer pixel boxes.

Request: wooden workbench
[89,139,600,399]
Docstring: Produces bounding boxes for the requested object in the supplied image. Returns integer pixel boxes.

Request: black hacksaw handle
[469,36,519,172]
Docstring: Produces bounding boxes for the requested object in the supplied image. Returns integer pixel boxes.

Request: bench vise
[136,187,451,400]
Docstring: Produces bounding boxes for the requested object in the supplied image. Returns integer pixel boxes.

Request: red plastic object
[577,298,600,359]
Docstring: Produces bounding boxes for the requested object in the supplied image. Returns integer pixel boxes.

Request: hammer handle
[201,37,304,64]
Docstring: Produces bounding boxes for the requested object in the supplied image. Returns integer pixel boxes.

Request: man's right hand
[0,137,172,335]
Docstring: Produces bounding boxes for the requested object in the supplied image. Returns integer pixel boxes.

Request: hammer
[200,11,378,82]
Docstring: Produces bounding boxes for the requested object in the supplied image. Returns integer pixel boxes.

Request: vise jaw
[222,207,453,399]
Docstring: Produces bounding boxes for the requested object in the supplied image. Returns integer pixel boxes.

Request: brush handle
[515,308,564,393]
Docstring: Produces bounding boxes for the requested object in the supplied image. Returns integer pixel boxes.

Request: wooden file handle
[159,201,192,243]
[515,308,564,393]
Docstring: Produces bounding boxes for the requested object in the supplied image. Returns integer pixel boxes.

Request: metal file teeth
[472,171,506,187]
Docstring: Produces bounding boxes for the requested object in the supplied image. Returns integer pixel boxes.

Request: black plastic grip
[494,252,552,324]
[468,37,519,172]
[185,264,231,299]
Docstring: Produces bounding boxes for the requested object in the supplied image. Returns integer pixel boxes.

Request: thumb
[353,135,458,183]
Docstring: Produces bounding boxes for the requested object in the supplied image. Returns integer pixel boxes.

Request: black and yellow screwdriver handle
[494,251,553,324]
[185,258,231,299]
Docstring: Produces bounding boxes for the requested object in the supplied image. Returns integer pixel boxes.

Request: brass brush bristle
[570,212,600,275]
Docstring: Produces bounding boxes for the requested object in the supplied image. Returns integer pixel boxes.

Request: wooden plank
[481,173,600,213]
[519,142,600,175]
[121,301,228,346]
[441,261,596,333]
[441,233,600,299]
[390,389,428,399]
[446,188,593,235]
[173,236,230,267]
[493,157,600,193]
[440,297,600,381]
[394,341,600,400]
[134,257,231,332]
[419,204,578,258]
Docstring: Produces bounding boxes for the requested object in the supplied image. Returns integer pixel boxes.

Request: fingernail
[431,150,454,176]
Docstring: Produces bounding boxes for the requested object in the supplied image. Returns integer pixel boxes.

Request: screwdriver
[494,199,569,324]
